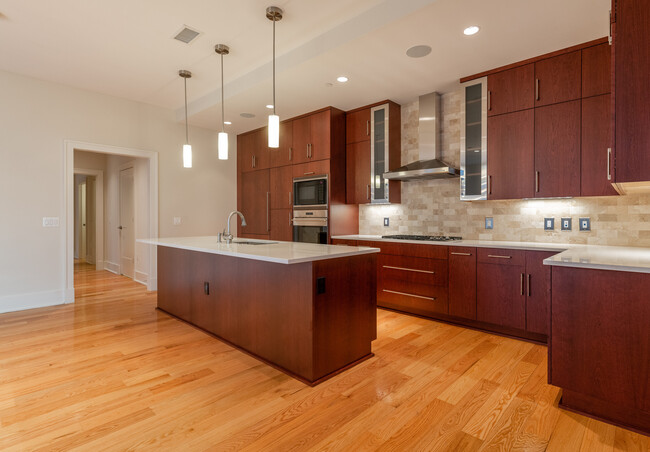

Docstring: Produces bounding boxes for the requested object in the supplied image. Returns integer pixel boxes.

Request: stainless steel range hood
[383,92,459,181]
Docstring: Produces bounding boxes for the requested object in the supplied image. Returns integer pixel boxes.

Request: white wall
[0,69,237,313]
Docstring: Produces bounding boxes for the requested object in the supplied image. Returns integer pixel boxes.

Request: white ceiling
[0,0,610,134]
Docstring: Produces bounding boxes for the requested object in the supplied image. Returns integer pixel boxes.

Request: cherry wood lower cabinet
[448,247,477,320]
[550,266,650,435]
[525,251,555,336]
[157,246,377,385]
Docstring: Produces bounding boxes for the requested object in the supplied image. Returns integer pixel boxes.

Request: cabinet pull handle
[367,120,370,136]
[251,155,255,168]
[527,274,531,297]
[367,184,370,200]
[383,265,435,274]
[450,252,472,256]
[487,254,512,259]
[607,148,612,181]
[487,90,491,111]
[520,273,525,295]
[609,10,613,45]
[266,192,270,232]
[535,171,540,193]
[488,175,492,196]
[289,191,292,206]
[383,289,436,301]
[306,144,310,159]
[289,147,293,162]
[204,282,209,295]
[535,78,540,101]
[304,171,315,175]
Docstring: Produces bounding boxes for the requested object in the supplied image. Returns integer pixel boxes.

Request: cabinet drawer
[372,241,448,259]
[379,255,448,289]
[477,248,526,266]
[331,239,357,246]
[292,160,330,178]
[378,286,448,316]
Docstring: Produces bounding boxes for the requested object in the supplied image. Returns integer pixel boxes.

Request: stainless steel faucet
[220,211,247,243]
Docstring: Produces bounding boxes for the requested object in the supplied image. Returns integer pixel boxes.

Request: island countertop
[139,236,379,264]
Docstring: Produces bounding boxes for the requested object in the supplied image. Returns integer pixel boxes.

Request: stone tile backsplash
[359,91,650,247]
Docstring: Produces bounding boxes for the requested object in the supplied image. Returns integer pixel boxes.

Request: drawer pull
[450,252,472,256]
[383,265,434,274]
[487,254,512,259]
[382,289,436,301]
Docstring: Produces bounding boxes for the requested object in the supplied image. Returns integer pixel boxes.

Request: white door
[119,167,135,279]
[80,181,87,262]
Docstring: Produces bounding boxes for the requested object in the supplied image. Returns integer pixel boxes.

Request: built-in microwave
[293,174,328,208]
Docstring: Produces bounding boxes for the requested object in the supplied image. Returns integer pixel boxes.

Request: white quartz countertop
[139,236,379,265]
[331,235,650,273]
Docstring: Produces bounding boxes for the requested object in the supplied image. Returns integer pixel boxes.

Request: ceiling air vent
[173,26,201,44]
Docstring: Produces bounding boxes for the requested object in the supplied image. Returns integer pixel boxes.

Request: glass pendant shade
[183,144,192,168]
[268,114,280,148]
[218,132,228,160]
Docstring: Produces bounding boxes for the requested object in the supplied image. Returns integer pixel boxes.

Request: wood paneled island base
[156,246,377,385]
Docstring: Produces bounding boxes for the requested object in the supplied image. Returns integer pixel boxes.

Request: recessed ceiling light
[337,76,348,83]
[406,45,432,58]
[240,113,255,118]
[224,121,232,125]
[266,104,274,109]
[463,26,480,36]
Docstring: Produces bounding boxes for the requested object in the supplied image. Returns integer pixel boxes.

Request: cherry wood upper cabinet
[269,121,293,168]
[238,129,269,172]
[535,100,581,198]
[487,64,534,116]
[534,51,581,107]
[346,108,371,144]
[582,95,617,196]
[614,0,650,183]
[487,109,535,200]
[448,247,477,320]
[582,43,611,98]
[292,110,331,164]
[346,141,371,204]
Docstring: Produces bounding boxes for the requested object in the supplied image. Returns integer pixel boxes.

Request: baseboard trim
[104,261,120,274]
[134,271,148,286]
[0,289,74,314]
[148,277,157,292]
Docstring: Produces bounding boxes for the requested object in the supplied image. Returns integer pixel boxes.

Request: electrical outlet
[544,218,555,231]
[173,217,181,225]
[579,217,591,231]
[485,217,493,230]
[561,218,572,231]
[383,217,389,227]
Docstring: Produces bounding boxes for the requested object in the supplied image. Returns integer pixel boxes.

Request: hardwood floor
[0,263,648,451]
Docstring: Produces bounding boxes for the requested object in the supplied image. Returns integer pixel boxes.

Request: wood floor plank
[0,262,647,451]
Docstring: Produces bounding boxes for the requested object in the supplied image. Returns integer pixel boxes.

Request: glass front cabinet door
[371,104,390,203]
[460,77,488,201]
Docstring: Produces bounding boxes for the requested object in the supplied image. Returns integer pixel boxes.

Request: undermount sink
[232,240,278,245]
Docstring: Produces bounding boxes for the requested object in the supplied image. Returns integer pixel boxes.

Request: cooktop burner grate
[381,234,463,242]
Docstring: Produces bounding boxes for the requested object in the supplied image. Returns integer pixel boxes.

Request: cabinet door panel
[448,247,477,320]
[525,251,554,336]
[292,160,330,179]
[240,170,270,235]
[487,64,535,116]
[582,95,617,196]
[270,121,293,167]
[487,110,535,200]
[535,101,581,198]
[535,51,581,106]
[582,43,611,98]
[292,116,311,164]
[477,263,526,330]
[253,128,270,170]
[346,108,371,143]
[270,165,293,209]
[346,141,371,204]
[270,209,293,242]
[379,255,448,292]
[310,110,331,161]
[238,132,257,173]
[378,286,448,316]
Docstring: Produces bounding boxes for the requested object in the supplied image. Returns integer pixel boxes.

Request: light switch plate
[544,218,555,231]
[485,217,493,230]
[561,217,572,231]
[42,217,59,227]
[173,217,181,225]
[579,217,591,231]
[383,217,389,227]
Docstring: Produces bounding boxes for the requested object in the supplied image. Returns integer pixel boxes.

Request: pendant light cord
[220,53,225,133]
[184,76,189,144]
[273,17,276,116]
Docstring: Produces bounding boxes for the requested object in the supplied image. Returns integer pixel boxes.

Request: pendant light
[179,69,193,168]
[215,44,230,160]
[266,6,283,148]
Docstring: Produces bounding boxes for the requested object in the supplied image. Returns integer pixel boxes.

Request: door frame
[118,161,135,280]
[64,140,159,303]
[74,168,104,270]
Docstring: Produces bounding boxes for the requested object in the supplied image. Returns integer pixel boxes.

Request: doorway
[74,174,98,265]
[119,166,135,279]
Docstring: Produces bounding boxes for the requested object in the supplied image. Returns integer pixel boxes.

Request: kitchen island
[141,237,379,385]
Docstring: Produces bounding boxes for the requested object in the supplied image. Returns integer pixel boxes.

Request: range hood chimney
[383,92,459,181]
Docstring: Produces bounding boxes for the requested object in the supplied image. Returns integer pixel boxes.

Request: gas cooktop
[381,234,463,242]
